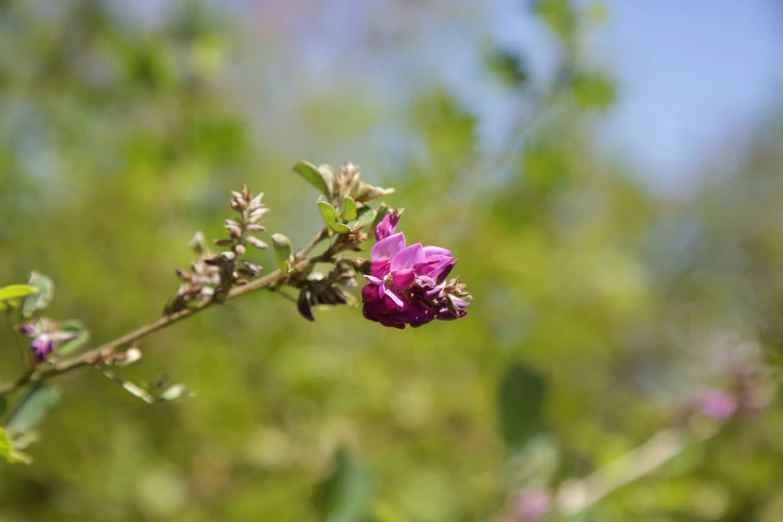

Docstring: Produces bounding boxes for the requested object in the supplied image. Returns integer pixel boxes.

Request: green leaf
[585,1,609,25]
[271,233,292,272]
[487,50,529,88]
[293,161,330,197]
[352,205,376,229]
[534,0,577,41]
[318,201,339,224]
[0,285,38,310]
[498,364,547,448]
[328,222,352,235]
[313,447,372,522]
[0,427,30,464]
[6,383,61,433]
[343,197,357,221]
[317,164,337,199]
[22,272,55,318]
[159,384,189,402]
[572,71,616,111]
[54,321,90,356]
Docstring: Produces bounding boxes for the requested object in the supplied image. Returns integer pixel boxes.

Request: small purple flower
[362,214,471,329]
[699,388,737,420]
[514,488,551,521]
[20,319,78,362]
[375,213,400,241]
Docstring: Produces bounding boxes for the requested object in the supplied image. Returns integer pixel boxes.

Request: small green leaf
[159,384,189,402]
[22,272,55,318]
[0,427,30,464]
[534,0,577,41]
[54,321,90,356]
[352,206,376,229]
[0,285,38,309]
[271,233,293,272]
[318,165,337,199]
[343,197,357,221]
[318,201,339,224]
[313,447,372,522]
[6,383,61,433]
[328,222,352,235]
[293,161,330,197]
[572,71,615,111]
[498,364,547,448]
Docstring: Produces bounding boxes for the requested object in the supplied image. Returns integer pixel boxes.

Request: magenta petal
[364,275,383,284]
[423,246,451,258]
[375,214,400,241]
[31,337,55,360]
[434,258,457,283]
[392,268,415,289]
[390,243,426,271]
[20,323,37,336]
[384,288,405,307]
[371,232,406,260]
[361,284,379,303]
[370,258,391,278]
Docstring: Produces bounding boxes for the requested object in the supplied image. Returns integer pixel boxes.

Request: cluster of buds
[296,260,359,322]
[361,213,471,329]
[317,162,395,207]
[165,184,267,314]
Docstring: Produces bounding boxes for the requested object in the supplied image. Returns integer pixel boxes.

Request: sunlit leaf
[498,364,547,447]
[352,205,376,229]
[293,161,330,197]
[0,285,38,310]
[572,71,616,111]
[313,447,372,522]
[6,384,61,434]
[318,201,339,224]
[271,233,293,272]
[534,0,577,42]
[54,321,90,356]
[21,272,55,318]
[343,197,357,221]
[328,222,352,235]
[0,428,30,465]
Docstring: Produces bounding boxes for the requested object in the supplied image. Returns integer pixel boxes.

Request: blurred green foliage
[1,1,783,521]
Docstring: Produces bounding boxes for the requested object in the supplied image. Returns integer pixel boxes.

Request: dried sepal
[166,184,270,314]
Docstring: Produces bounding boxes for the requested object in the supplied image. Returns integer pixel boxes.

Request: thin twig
[0,228,332,397]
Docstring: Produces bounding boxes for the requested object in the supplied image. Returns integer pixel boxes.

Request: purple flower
[375,213,400,241]
[362,214,471,329]
[514,488,551,521]
[20,319,77,362]
[699,388,737,420]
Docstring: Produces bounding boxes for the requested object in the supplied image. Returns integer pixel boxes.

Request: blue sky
[283,0,783,190]
[125,0,783,191]
[595,0,783,190]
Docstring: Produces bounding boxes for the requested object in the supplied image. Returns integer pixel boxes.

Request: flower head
[362,214,471,329]
[514,488,551,521]
[20,319,78,362]
[699,388,737,420]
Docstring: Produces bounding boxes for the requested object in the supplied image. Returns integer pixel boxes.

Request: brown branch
[0,228,332,397]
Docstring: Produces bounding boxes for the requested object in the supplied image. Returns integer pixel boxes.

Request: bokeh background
[2,0,783,520]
